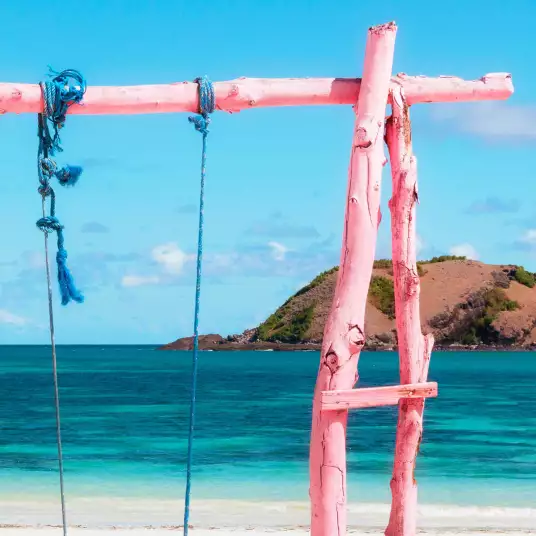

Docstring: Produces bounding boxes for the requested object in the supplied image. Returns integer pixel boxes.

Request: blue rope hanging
[183,76,215,536]
[36,68,86,306]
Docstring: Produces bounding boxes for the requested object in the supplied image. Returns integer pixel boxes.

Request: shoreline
[1,498,535,531]
[159,341,536,352]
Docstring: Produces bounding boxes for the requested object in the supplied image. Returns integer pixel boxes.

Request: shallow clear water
[0,346,535,507]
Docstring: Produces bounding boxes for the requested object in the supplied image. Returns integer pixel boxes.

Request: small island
[160,257,536,352]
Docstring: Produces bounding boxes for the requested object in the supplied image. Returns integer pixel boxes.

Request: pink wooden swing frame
[3,20,513,536]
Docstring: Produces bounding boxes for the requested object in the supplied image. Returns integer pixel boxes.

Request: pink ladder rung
[321,381,438,410]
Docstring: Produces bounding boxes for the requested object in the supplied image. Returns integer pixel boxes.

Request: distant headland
[160,258,536,352]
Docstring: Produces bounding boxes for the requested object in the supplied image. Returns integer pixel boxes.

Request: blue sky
[1,0,534,344]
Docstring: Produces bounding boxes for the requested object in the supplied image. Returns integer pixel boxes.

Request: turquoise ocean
[1,347,535,513]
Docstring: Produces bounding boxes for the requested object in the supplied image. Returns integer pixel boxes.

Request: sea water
[0,347,535,518]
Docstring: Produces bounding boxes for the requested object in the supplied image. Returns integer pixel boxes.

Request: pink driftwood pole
[0,73,512,115]
[309,22,397,536]
[385,86,435,536]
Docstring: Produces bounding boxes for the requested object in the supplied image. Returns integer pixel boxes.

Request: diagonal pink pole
[384,86,435,536]
[309,22,397,536]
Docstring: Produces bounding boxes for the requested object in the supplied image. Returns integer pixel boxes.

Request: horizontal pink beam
[0,73,512,115]
[321,381,438,410]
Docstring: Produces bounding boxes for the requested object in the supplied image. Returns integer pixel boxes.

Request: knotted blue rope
[37,68,86,306]
[183,76,215,536]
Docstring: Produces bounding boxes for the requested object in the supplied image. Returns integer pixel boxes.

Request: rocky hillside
[161,257,536,351]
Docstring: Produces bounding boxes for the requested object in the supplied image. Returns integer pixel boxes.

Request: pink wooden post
[384,87,435,536]
[309,22,397,536]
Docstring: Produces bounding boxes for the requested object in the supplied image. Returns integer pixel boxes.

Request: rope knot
[37,67,86,306]
[42,68,87,135]
[36,216,63,234]
[189,76,215,135]
[188,115,210,135]
[38,184,52,197]
[40,157,57,176]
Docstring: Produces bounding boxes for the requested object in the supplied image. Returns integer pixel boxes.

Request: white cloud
[268,241,289,261]
[0,309,28,326]
[151,243,194,275]
[519,229,536,245]
[430,101,536,141]
[117,238,336,284]
[449,243,479,260]
[121,275,160,288]
[120,243,194,287]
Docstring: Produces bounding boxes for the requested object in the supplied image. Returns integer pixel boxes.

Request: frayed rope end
[56,248,84,306]
[56,165,83,187]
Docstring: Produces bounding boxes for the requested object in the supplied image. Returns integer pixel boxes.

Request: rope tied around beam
[36,68,86,305]
[188,75,215,133]
[183,76,215,536]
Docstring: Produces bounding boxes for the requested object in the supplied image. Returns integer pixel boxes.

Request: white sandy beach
[1,498,535,535]
[0,530,535,536]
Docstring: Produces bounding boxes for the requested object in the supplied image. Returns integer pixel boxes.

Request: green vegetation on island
[369,276,395,319]
[256,303,315,343]
[513,266,536,288]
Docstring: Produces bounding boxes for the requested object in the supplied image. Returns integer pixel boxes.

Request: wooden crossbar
[321,382,438,410]
[0,73,512,115]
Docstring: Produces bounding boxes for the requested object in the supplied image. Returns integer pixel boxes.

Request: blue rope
[183,76,215,536]
[37,68,86,305]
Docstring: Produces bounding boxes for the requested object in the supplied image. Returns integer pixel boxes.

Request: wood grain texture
[384,86,435,536]
[309,22,397,536]
[0,73,512,115]
[321,382,438,410]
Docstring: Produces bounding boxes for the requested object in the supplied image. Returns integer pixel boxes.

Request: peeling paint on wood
[309,22,397,536]
[384,86,435,536]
